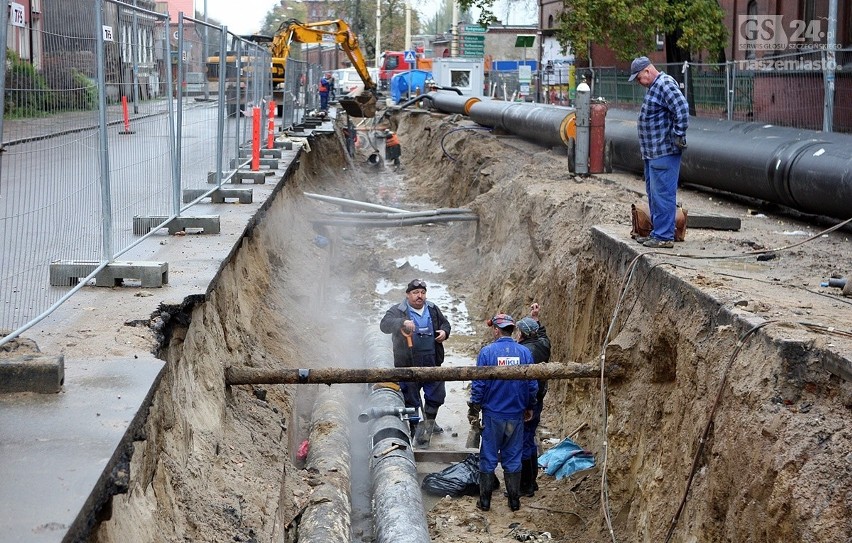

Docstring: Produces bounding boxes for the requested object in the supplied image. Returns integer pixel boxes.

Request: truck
[206,19,378,117]
[378,49,433,90]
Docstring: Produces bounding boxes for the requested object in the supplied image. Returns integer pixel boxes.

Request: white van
[336,67,379,97]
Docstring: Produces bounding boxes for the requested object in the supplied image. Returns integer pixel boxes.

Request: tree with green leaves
[552,0,727,63]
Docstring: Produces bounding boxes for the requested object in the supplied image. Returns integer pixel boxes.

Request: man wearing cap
[628,56,689,249]
[318,72,332,111]
[516,303,551,497]
[380,279,451,446]
[468,313,538,512]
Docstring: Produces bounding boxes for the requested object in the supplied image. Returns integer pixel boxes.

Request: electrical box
[431,58,485,98]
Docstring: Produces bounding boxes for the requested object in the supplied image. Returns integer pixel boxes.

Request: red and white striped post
[267,100,276,149]
[251,106,261,171]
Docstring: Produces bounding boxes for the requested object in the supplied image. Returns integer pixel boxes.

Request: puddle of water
[395,253,445,273]
[375,278,395,295]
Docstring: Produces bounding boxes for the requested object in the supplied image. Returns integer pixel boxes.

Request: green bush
[3,50,52,117]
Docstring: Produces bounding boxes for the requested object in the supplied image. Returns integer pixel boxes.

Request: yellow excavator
[206,18,378,118]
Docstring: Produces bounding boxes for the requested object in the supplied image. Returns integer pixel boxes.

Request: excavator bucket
[339,91,377,118]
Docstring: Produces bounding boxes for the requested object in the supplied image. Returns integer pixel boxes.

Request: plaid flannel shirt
[637,72,689,160]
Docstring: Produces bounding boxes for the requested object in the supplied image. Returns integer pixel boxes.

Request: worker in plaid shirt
[628,56,689,249]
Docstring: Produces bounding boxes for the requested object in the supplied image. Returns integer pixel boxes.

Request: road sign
[514,35,535,48]
[462,45,485,54]
[460,35,485,44]
[403,50,416,63]
[462,24,486,33]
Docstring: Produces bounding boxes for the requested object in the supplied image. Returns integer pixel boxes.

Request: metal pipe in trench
[321,208,474,219]
[312,214,479,227]
[304,192,408,213]
[298,387,352,542]
[362,332,430,543]
[604,108,852,221]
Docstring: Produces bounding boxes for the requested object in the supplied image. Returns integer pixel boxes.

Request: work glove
[674,135,688,149]
[467,402,481,425]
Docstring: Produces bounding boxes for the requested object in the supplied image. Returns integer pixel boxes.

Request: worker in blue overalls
[468,313,538,512]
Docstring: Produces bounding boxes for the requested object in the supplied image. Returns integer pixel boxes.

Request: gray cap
[628,56,651,81]
[517,317,540,337]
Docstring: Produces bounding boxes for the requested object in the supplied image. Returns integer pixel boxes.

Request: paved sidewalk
[0,116,334,542]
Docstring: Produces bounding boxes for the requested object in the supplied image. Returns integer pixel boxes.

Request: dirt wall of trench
[91,134,364,543]
[391,109,851,542]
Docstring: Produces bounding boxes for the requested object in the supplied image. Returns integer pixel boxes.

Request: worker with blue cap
[468,313,538,512]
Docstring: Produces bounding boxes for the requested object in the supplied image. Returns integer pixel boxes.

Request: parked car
[336,67,379,97]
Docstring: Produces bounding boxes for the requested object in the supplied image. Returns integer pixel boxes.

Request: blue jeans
[643,154,682,241]
[320,92,329,110]
[479,413,524,473]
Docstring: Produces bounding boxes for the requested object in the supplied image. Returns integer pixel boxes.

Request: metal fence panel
[104,0,174,252]
[0,1,266,345]
[587,49,851,132]
[283,59,308,129]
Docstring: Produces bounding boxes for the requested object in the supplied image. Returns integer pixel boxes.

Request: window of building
[450,69,471,89]
[547,14,553,29]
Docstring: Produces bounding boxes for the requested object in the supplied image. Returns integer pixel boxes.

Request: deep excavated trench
[90,108,850,543]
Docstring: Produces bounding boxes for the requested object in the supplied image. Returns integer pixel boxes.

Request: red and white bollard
[267,100,276,150]
[252,106,261,171]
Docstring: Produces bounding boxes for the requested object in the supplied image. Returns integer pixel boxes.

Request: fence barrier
[0,0,279,347]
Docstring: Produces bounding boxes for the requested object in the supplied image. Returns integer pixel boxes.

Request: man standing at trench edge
[380,279,451,446]
[629,56,689,249]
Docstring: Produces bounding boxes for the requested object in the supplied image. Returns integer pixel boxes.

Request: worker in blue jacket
[468,313,538,512]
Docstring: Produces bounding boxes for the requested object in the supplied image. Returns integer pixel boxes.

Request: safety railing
[280,58,323,131]
[588,48,852,132]
[0,0,273,346]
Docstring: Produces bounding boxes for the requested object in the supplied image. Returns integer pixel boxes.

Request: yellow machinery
[207,18,378,117]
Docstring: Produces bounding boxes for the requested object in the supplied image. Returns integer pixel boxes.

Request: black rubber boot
[413,418,435,448]
[505,471,522,511]
[476,471,494,511]
[530,456,539,492]
[520,458,535,497]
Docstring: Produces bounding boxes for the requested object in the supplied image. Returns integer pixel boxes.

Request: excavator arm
[272,19,378,116]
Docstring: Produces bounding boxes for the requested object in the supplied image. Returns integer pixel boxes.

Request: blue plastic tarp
[390,70,433,104]
[538,436,596,480]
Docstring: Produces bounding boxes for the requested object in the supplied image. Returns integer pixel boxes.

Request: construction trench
[88,99,851,543]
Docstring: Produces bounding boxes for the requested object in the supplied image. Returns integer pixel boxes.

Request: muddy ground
[85,106,851,542]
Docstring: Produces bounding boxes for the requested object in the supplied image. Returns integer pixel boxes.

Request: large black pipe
[362,332,430,543]
[428,91,480,115]
[606,108,852,220]
[466,101,576,148]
